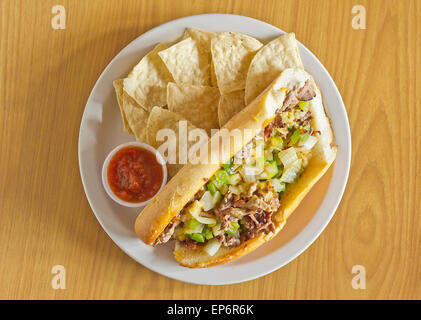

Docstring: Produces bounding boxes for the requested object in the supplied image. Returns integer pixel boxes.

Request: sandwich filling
[154,81,318,256]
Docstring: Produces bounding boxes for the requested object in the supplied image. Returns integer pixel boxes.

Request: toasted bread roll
[135,68,336,267]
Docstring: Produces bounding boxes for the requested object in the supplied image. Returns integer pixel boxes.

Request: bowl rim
[101,141,168,208]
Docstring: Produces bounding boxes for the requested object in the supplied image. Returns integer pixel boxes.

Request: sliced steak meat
[233,183,279,213]
[214,182,281,242]
[246,182,258,197]
[235,197,272,214]
[264,125,273,138]
[243,208,276,240]
[297,111,312,126]
[153,218,179,246]
[266,81,315,136]
[214,191,246,230]
[255,185,280,213]
[282,80,317,111]
[264,111,286,137]
[240,184,280,240]
[283,90,300,111]
[215,187,257,231]
[215,207,243,230]
[218,190,236,210]
[219,234,241,247]
[182,239,199,250]
[233,195,260,211]
[296,80,316,101]
[214,193,234,230]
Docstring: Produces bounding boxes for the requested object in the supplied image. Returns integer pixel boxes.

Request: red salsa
[107,146,163,203]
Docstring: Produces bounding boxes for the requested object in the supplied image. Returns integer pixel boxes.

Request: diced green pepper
[214,169,230,187]
[223,158,234,174]
[278,183,286,192]
[229,173,242,185]
[222,158,238,174]
[190,233,205,243]
[300,125,311,143]
[264,149,274,161]
[274,165,283,178]
[206,181,218,195]
[290,129,301,145]
[225,221,240,235]
[298,101,310,111]
[202,226,214,240]
[300,132,310,143]
[265,160,279,179]
[271,136,284,149]
[273,152,282,166]
[280,159,302,183]
[223,158,233,170]
[219,184,229,195]
[270,178,286,193]
[187,218,201,230]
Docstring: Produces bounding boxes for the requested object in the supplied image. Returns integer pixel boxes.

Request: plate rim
[78,13,351,285]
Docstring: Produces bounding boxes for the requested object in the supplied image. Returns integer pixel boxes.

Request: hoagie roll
[135,68,337,267]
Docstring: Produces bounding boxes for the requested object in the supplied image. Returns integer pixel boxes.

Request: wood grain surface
[0,0,419,299]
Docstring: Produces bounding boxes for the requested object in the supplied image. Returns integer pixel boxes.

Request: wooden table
[1,0,419,300]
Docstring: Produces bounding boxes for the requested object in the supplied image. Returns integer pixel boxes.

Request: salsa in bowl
[102,142,167,207]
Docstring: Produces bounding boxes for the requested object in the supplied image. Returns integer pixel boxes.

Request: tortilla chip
[182,27,214,53]
[113,79,133,134]
[245,33,304,104]
[210,60,217,87]
[218,90,246,127]
[211,32,263,95]
[167,82,220,135]
[182,27,215,87]
[121,93,149,143]
[147,107,208,179]
[158,37,210,86]
[123,43,173,111]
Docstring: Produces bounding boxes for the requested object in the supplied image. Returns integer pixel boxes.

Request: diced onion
[200,191,212,211]
[257,171,268,180]
[270,178,286,192]
[241,163,264,178]
[280,159,302,183]
[195,215,217,225]
[212,223,224,236]
[299,135,318,150]
[229,173,242,185]
[229,185,241,195]
[188,200,203,218]
[239,167,257,183]
[278,147,298,167]
[264,149,274,160]
[200,191,221,211]
[204,238,221,256]
[230,183,247,195]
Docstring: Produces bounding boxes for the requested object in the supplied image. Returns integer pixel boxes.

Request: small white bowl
[102,142,167,208]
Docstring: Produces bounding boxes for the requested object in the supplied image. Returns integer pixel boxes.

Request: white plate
[78,14,351,285]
